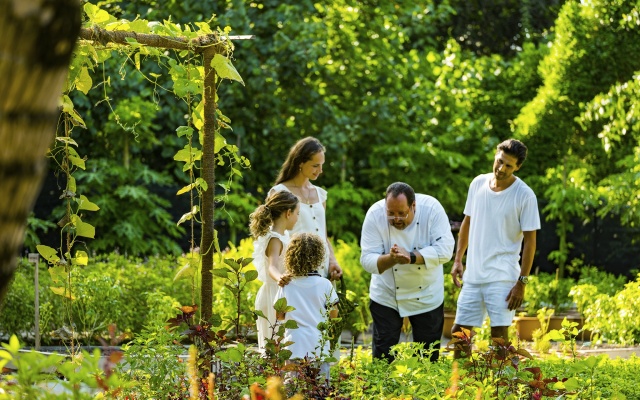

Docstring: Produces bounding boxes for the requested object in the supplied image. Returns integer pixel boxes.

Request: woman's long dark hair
[274,137,325,185]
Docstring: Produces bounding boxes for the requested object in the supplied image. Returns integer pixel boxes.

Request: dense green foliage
[27,0,637,282]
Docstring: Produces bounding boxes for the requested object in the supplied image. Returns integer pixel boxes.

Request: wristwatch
[409,251,416,264]
[518,275,529,285]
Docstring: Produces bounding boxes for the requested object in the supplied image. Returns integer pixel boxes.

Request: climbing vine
[36,3,249,342]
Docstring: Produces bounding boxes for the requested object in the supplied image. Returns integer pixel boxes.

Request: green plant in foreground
[446,328,579,399]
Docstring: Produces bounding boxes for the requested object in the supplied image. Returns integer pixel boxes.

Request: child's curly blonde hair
[284,233,325,276]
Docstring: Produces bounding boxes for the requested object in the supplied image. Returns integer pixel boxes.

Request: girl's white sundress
[253,230,289,350]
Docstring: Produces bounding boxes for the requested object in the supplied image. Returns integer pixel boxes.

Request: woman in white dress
[269,137,343,281]
[249,191,300,350]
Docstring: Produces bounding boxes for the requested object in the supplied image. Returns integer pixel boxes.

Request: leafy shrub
[577,265,627,296]
[0,254,191,345]
[523,272,575,316]
[571,272,640,345]
[332,239,371,341]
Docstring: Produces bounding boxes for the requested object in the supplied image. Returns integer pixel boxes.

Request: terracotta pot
[443,311,456,338]
[514,313,592,341]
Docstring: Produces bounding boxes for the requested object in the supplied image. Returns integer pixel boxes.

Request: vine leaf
[74,251,89,266]
[36,245,60,264]
[77,195,100,211]
[71,215,95,238]
[50,286,76,300]
[210,54,244,85]
[177,206,199,225]
[76,67,93,95]
[174,261,196,281]
[84,3,113,25]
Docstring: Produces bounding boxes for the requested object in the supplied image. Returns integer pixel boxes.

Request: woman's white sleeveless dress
[270,183,330,278]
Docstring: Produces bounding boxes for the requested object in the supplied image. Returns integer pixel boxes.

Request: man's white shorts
[454,281,516,327]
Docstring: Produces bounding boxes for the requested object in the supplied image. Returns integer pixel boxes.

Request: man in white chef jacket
[360,182,454,362]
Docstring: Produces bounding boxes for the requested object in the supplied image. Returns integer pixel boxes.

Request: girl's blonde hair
[284,233,325,276]
[249,191,299,238]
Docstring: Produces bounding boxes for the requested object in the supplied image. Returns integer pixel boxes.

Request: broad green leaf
[212,268,229,278]
[37,245,60,264]
[284,320,298,329]
[214,133,227,153]
[174,262,195,281]
[129,19,150,33]
[196,178,208,191]
[76,221,96,238]
[274,297,288,312]
[68,175,76,193]
[244,270,258,282]
[48,265,66,284]
[76,67,92,94]
[176,126,194,138]
[77,195,99,211]
[210,54,244,85]
[84,3,111,24]
[225,347,243,363]
[68,147,86,170]
[50,286,75,300]
[74,250,89,266]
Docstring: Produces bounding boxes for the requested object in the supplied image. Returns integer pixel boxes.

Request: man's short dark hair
[386,182,415,205]
[497,139,528,166]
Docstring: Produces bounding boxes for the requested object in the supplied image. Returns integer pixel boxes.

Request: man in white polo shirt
[451,139,541,358]
[360,182,455,362]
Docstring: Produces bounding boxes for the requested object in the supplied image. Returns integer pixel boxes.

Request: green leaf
[224,258,241,271]
[174,262,195,281]
[74,250,88,266]
[129,19,151,34]
[210,54,244,85]
[244,270,258,282]
[76,67,93,94]
[36,245,60,264]
[274,297,288,312]
[212,268,229,278]
[284,320,299,329]
[84,3,111,24]
[214,132,227,153]
[68,147,86,170]
[176,126,194,138]
[71,216,95,239]
[50,286,75,300]
[177,206,199,225]
[177,183,196,196]
[562,377,581,391]
[48,265,66,284]
[226,347,243,362]
[76,195,100,211]
[55,136,78,147]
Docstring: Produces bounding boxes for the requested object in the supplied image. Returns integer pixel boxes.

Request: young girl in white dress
[249,191,300,350]
[275,232,339,382]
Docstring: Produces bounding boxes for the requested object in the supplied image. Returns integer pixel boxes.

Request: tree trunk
[0,0,81,302]
[199,48,217,321]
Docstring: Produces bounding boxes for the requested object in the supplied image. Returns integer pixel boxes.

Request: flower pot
[514,312,592,342]
[514,316,540,341]
[443,311,456,338]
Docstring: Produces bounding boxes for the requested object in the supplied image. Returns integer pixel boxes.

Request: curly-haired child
[249,190,300,350]
[275,232,338,381]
